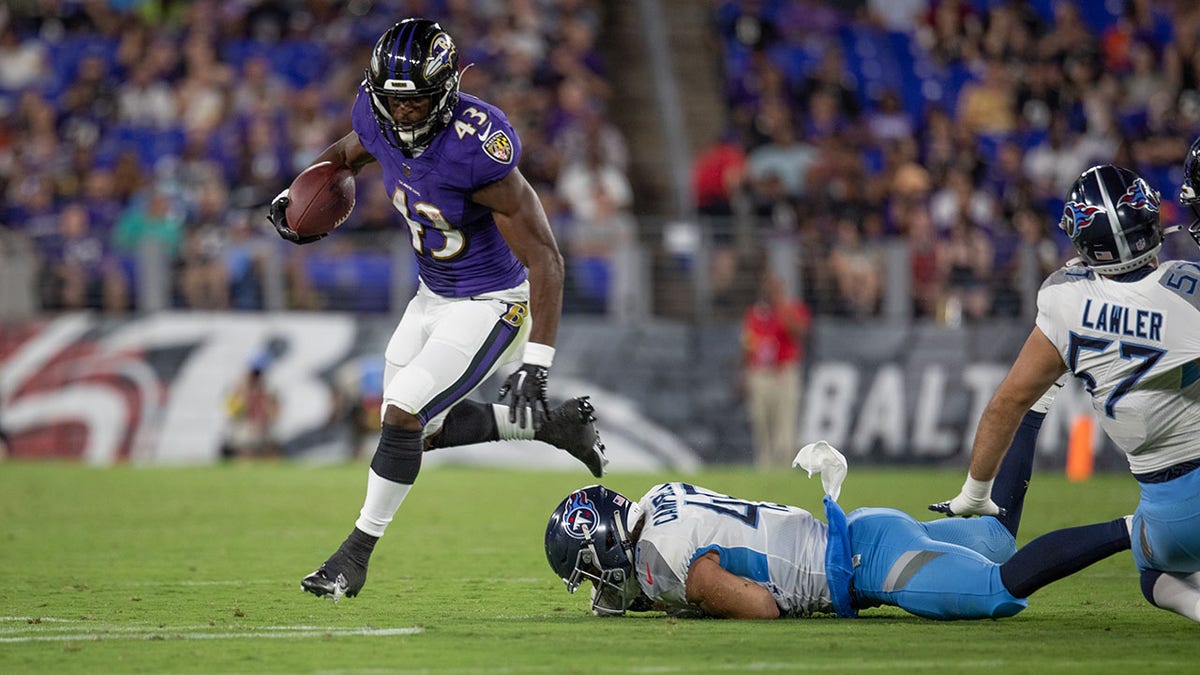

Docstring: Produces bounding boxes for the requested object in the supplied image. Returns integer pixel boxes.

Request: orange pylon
[1066,414,1094,482]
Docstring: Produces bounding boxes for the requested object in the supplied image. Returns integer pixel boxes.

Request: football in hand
[284,161,356,238]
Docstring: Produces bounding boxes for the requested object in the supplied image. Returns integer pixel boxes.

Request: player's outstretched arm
[934,327,1066,517]
[685,551,781,620]
[474,167,565,427]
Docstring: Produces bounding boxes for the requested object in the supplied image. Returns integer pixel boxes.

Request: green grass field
[1,461,1194,673]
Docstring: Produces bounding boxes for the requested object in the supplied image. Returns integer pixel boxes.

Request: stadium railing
[0,216,1049,323]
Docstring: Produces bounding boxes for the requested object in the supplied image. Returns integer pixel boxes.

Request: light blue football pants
[847,507,1027,620]
[1132,466,1200,573]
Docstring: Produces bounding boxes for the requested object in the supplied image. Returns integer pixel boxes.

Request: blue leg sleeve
[991,410,1044,538]
[999,518,1130,598]
[1141,569,1163,606]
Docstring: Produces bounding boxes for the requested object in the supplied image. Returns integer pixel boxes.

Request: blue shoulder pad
[823,495,858,618]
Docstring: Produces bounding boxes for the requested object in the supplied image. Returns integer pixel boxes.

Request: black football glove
[497,364,550,429]
[268,189,326,245]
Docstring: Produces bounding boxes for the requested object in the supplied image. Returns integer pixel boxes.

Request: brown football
[284,161,356,238]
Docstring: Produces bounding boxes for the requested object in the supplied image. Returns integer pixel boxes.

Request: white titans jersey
[633,482,833,617]
[1036,261,1200,473]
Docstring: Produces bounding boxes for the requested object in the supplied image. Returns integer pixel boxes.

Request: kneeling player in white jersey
[936,160,1200,622]
[545,397,1131,620]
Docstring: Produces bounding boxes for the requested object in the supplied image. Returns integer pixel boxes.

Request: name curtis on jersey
[649,485,680,526]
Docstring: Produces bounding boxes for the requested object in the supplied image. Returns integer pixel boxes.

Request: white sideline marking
[628,663,1012,673]
[311,663,1014,675]
[0,617,77,623]
[0,625,423,643]
[0,624,410,635]
[122,579,280,587]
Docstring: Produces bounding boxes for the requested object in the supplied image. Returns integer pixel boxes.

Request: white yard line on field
[0,624,416,635]
[0,625,423,643]
[121,579,282,586]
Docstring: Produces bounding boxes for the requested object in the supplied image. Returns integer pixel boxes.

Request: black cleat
[301,543,370,602]
[536,396,608,478]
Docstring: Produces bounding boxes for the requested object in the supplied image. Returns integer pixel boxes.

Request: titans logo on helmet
[424,33,456,80]
[563,491,599,540]
[1117,178,1160,212]
[1061,201,1105,236]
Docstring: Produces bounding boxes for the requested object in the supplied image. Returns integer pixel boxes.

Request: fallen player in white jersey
[546,405,1131,619]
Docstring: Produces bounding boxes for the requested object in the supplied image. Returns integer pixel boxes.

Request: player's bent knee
[383,403,423,430]
[987,598,1027,619]
[1141,568,1163,606]
[371,422,424,485]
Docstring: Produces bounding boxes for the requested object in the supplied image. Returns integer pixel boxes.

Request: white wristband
[523,342,555,368]
[962,475,994,501]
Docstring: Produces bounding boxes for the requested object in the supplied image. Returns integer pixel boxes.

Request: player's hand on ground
[497,364,549,429]
[268,189,326,245]
[928,493,1005,518]
[929,475,1005,517]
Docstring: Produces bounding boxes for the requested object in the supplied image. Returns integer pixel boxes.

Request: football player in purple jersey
[267,18,608,602]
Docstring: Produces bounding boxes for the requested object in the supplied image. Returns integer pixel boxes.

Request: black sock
[992,410,1044,538]
[427,400,499,449]
[999,518,1130,598]
[339,527,379,566]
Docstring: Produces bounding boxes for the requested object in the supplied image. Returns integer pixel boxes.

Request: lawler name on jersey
[1036,261,1200,472]
[352,89,526,298]
[634,482,834,617]
[1079,298,1162,341]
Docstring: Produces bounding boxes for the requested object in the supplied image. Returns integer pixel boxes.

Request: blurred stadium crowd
[1,0,1199,319]
[701,0,1200,321]
[0,0,618,313]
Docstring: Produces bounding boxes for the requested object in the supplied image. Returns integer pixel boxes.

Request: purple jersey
[352,87,527,297]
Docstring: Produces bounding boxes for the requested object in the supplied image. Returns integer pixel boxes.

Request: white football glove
[793,440,848,501]
[929,476,1004,517]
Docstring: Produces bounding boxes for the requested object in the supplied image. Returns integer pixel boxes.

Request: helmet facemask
[365,20,460,153]
[561,542,641,616]
[366,73,459,152]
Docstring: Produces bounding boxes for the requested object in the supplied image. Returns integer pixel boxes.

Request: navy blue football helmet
[365,19,460,152]
[545,485,643,616]
[1059,165,1163,274]
[1178,136,1200,248]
